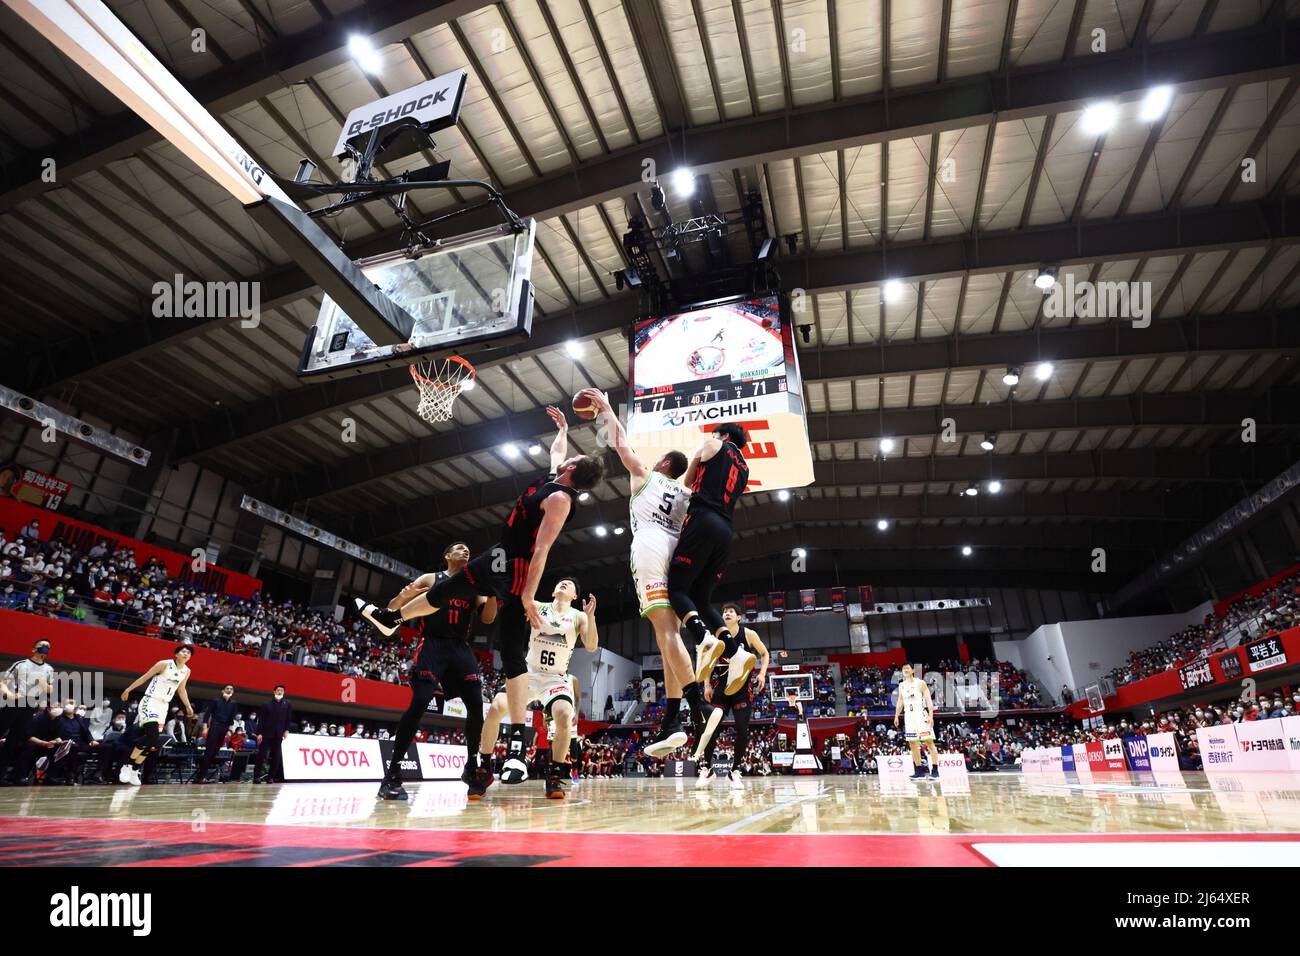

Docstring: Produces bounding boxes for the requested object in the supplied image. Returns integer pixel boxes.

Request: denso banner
[937,751,968,781]
[283,733,383,781]
[1085,741,1107,774]
[1196,724,1240,771]
[1235,719,1291,771]
[1070,744,1093,779]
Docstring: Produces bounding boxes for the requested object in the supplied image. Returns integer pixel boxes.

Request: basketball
[571,391,598,420]
[500,757,529,784]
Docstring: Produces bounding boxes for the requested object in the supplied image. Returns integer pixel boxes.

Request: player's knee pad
[138,722,162,751]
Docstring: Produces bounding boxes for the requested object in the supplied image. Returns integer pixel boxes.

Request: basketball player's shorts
[410,638,481,691]
[461,549,531,679]
[904,715,935,743]
[709,675,753,713]
[524,671,575,719]
[630,529,677,616]
[136,696,168,728]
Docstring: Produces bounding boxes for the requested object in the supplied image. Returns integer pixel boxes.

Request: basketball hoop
[409,355,475,423]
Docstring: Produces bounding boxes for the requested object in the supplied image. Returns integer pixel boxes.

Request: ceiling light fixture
[347,35,382,74]
[1139,85,1173,122]
[1080,100,1118,135]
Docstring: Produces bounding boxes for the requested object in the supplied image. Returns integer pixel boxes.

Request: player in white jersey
[578,388,701,760]
[117,644,194,785]
[894,662,940,779]
[479,577,596,798]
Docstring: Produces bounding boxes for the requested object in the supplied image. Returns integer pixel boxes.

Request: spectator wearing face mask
[97,713,131,782]
[12,702,65,785]
[254,685,292,784]
[192,684,240,784]
[0,639,55,784]
[86,698,114,739]
[164,707,189,744]
[50,698,98,784]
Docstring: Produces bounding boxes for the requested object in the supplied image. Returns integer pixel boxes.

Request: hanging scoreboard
[627,294,814,491]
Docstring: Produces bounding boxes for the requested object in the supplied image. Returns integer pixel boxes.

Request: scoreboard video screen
[626,292,814,492]
[630,295,791,414]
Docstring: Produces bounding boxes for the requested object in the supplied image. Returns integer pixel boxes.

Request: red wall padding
[0,609,409,711]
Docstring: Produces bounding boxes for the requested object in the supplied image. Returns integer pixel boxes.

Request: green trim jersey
[628,471,689,538]
[143,660,189,708]
[526,601,583,676]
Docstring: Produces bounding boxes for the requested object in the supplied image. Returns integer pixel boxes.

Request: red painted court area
[2,817,1298,868]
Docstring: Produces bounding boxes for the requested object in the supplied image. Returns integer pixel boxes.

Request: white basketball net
[409,356,474,423]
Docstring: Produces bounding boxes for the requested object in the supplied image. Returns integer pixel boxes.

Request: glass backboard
[299,219,535,378]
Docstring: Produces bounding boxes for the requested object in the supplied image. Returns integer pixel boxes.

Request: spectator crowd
[1107,570,1300,687]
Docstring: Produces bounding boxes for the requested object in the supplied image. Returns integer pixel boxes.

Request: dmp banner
[1122,736,1153,772]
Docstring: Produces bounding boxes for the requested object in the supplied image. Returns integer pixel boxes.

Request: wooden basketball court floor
[1,772,1298,867]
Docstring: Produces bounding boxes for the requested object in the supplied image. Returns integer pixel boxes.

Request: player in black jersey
[356,406,604,787]
[372,541,497,800]
[667,422,750,693]
[692,602,769,788]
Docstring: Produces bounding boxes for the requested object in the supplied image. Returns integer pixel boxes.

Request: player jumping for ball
[895,662,940,779]
[374,541,498,801]
[117,644,194,785]
[478,577,596,799]
[691,601,768,788]
[578,388,700,759]
[356,405,604,786]
[667,422,750,691]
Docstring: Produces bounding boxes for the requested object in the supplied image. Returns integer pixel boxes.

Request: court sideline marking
[711,792,828,834]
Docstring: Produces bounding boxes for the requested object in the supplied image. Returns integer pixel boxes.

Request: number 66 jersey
[524,601,583,714]
[526,602,583,677]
